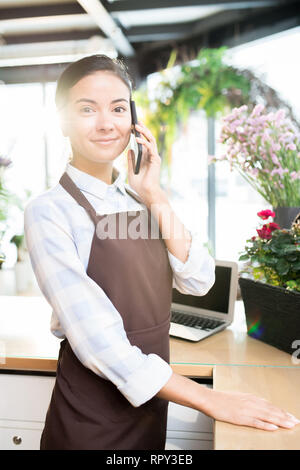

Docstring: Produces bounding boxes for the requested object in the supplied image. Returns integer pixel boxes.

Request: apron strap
[59,172,99,226]
[59,171,147,226]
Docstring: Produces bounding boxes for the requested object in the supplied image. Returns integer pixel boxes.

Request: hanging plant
[133,47,251,176]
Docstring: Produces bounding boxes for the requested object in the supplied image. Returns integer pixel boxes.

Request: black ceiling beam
[0,12,247,48]
[0,2,84,20]
[127,8,249,43]
[2,29,102,45]
[212,8,300,48]
[126,20,203,43]
[0,6,254,45]
[191,7,260,38]
[2,5,264,46]
[0,62,72,84]
[104,0,294,12]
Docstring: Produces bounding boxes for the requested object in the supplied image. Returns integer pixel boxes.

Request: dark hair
[55,54,133,111]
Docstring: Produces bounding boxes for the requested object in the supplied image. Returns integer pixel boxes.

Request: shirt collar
[66,163,127,199]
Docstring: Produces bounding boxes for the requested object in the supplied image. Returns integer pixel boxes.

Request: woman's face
[62,71,132,165]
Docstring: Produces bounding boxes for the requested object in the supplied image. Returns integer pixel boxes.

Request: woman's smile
[91,138,118,145]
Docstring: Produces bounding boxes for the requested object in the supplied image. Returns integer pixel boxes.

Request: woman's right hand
[203,388,300,431]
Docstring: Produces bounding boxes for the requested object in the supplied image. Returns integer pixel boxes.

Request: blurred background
[0,0,299,295]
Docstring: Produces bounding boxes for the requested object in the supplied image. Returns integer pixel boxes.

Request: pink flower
[270,167,289,179]
[271,153,280,166]
[271,142,281,152]
[291,171,300,180]
[275,109,285,121]
[250,168,259,177]
[251,104,264,117]
[207,154,216,163]
[257,210,275,220]
[286,143,296,151]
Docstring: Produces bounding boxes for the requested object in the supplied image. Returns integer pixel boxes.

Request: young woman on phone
[24,54,299,450]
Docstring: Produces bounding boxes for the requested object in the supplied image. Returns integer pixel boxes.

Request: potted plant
[238,209,300,355]
[211,104,300,228]
[0,155,29,294]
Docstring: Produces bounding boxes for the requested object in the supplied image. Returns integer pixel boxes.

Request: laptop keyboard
[171,310,225,331]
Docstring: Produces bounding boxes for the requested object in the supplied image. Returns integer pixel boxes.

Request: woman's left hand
[127,121,162,205]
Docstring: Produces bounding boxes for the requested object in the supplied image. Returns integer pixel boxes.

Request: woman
[24,55,299,450]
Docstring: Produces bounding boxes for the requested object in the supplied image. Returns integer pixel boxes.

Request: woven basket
[239,277,300,355]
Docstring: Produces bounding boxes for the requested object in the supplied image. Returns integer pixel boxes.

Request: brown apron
[40,171,173,450]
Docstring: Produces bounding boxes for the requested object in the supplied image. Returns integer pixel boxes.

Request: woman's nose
[95,113,114,131]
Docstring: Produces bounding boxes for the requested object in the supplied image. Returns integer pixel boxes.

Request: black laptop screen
[172,265,231,314]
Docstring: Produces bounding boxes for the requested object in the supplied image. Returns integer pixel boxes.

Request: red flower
[257,209,275,220]
[269,222,280,232]
[256,225,272,239]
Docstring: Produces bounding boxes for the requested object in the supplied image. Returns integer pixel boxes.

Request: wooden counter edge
[171,363,214,377]
[0,357,57,373]
[0,358,215,377]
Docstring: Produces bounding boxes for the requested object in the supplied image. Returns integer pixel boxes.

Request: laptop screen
[172,265,231,314]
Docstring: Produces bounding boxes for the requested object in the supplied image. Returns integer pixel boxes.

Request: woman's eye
[80,107,94,113]
[114,106,126,113]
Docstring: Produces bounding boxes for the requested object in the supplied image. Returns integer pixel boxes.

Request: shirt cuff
[117,354,173,407]
[167,231,212,279]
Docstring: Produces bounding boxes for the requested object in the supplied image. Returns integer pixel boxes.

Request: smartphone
[130,100,143,174]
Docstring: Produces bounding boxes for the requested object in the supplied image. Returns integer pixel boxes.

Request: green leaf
[239,254,249,261]
[286,280,300,292]
[282,245,299,254]
[276,258,290,276]
[292,261,300,271]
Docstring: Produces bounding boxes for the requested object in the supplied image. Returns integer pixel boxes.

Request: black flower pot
[239,277,300,355]
[273,207,300,229]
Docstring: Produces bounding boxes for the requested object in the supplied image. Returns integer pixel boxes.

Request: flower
[256,225,272,239]
[239,210,300,292]
[291,170,300,181]
[0,156,12,168]
[213,105,300,207]
[257,209,275,220]
[255,221,279,239]
[269,222,280,231]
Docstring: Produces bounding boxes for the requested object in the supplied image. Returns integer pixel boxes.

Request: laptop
[169,259,238,342]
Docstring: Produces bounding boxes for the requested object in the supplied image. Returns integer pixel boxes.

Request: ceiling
[0,0,299,84]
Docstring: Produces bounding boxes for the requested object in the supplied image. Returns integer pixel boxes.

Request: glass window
[0,82,46,196]
[161,110,209,248]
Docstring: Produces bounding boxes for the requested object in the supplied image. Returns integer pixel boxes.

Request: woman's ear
[60,114,69,137]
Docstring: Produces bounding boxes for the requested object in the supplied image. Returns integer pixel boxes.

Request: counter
[1,295,300,450]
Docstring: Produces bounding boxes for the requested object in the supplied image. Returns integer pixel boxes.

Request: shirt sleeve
[24,198,172,408]
[167,230,216,296]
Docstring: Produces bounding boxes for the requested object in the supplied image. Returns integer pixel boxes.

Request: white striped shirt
[24,163,215,407]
